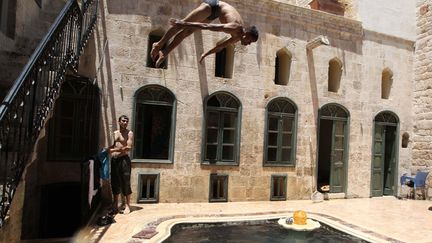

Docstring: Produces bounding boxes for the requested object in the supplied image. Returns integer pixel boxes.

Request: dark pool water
[163,219,369,243]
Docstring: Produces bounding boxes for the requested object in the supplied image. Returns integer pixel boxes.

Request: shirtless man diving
[151,0,259,68]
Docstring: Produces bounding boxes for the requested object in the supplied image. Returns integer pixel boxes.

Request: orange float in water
[293,210,307,225]
[278,210,321,231]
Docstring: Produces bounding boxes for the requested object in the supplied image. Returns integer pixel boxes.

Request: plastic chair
[400,174,412,198]
[400,172,429,199]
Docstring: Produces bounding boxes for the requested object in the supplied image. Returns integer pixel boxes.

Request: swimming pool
[163,219,369,243]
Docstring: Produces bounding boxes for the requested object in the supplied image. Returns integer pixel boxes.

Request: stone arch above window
[134,85,176,162]
[274,48,292,86]
[136,84,174,104]
[202,91,241,165]
[320,103,349,119]
[215,41,234,79]
[207,92,240,109]
[381,68,393,99]
[267,97,297,113]
[328,58,342,92]
[374,110,399,124]
[146,29,167,69]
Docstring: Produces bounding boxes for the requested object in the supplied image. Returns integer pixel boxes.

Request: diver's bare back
[219,1,244,25]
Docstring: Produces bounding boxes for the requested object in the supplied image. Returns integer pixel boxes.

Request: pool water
[164,219,369,243]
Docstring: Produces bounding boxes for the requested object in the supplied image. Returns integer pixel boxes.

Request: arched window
[48,78,100,161]
[146,29,167,69]
[381,68,393,99]
[274,49,292,85]
[134,85,176,162]
[215,42,234,78]
[203,92,241,164]
[328,58,342,92]
[264,97,297,166]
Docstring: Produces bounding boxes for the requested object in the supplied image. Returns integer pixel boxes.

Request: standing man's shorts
[111,155,132,196]
[204,0,220,20]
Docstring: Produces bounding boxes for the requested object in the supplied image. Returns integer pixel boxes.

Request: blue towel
[98,148,110,180]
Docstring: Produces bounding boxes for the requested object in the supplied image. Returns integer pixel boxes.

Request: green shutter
[371,124,385,197]
[383,126,396,195]
[134,104,144,158]
[330,121,345,193]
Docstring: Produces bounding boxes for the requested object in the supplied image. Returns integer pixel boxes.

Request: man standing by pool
[108,115,134,214]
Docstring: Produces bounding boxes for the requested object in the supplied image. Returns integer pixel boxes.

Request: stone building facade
[87,0,415,203]
[1,0,431,241]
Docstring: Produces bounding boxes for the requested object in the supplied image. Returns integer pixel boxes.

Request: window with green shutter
[202,92,241,165]
[134,85,176,163]
[264,98,297,166]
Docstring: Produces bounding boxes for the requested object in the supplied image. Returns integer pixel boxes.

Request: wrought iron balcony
[0,0,98,227]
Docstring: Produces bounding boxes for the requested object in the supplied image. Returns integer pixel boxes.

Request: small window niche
[146,30,167,69]
[328,58,342,92]
[270,174,287,201]
[215,43,234,78]
[137,173,160,203]
[381,68,393,99]
[209,173,228,202]
[274,48,292,86]
[402,132,409,148]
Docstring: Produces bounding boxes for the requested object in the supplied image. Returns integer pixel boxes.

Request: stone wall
[413,1,432,173]
[0,0,66,97]
[94,0,414,202]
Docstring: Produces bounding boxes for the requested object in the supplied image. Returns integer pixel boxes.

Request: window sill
[132,159,173,164]
[263,163,295,167]
[209,199,228,203]
[202,161,239,166]
[270,197,287,201]
[137,199,158,203]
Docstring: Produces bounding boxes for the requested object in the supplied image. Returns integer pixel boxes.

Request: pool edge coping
[134,211,403,243]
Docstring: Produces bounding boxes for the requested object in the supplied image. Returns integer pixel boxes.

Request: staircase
[0,0,98,227]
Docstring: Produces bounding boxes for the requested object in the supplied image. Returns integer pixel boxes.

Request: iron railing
[0,0,98,226]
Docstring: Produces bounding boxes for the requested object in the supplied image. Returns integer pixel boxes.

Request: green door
[371,123,397,197]
[383,126,396,195]
[330,121,345,193]
[371,124,384,197]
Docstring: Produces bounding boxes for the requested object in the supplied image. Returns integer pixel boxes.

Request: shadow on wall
[97,0,117,143]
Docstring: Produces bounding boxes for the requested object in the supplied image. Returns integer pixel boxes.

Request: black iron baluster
[0,0,98,227]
